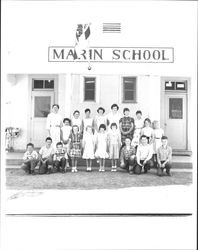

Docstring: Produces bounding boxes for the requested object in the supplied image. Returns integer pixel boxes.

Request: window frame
[122,76,137,103]
[32,78,55,90]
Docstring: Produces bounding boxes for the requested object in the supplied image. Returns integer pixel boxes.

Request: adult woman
[46,104,63,148]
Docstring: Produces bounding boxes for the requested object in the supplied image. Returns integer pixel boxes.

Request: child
[61,118,72,167]
[71,110,82,133]
[135,135,153,174]
[82,109,94,133]
[95,124,108,172]
[120,137,136,174]
[82,125,95,171]
[38,137,55,174]
[68,125,82,172]
[157,136,172,176]
[108,123,121,171]
[152,120,164,167]
[21,143,38,175]
[132,110,144,147]
[141,118,154,144]
[94,107,107,132]
[106,104,122,130]
[53,142,67,173]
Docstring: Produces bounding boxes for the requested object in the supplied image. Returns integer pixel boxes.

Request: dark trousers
[120,158,136,172]
[134,159,154,174]
[53,157,66,172]
[38,158,53,174]
[21,159,38,173]
[157,161,171,176]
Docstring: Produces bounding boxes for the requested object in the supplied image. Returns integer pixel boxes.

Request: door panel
[164,94,186,150]
[31,91,54,148]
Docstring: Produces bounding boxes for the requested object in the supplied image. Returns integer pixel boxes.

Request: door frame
[160,76,191,152]
[28,75,58,144]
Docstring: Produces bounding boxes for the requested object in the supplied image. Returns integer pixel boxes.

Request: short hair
[45,137,52,142]
[110,122,117,129]
[99,124,106,130]
[63,118,71,125]
[56,142,63,147]
[52,104,59,109]
[85,108,91,113]
[97,107,105,114]
[123,108,129,113]
[144,118,151,124]
[111,104,119,110]
[26,143,34,148]
[140,135,147,140]
[136,110,142,115]
[73,110,80,115]
[161,135,168,140]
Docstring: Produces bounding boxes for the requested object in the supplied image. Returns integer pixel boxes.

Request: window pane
[123,77,136,102]
[84,77,96,101]
[34,96,51,117]
[176,82,186,90]
[165,81,175,90]
[124,91,135,101]
[44,80,54,89]
[33,80,44,89]
[169,98,183,119]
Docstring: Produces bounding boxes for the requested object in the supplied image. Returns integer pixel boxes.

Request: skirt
[69,143,82,158]
[109,144,119,159]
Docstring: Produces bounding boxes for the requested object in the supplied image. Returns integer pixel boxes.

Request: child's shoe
[101,166,105,172]
[87,167,92,172]
[71,167,75,173]
[99,167,102,172]
[111,166,117,172]
[74,167,78,172]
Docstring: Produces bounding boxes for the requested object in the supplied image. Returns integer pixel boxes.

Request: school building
[2,1,197,154]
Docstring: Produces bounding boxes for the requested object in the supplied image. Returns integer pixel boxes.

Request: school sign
[48,47,174,63]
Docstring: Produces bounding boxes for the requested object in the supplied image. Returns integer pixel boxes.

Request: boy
[132,110,144,147]
[157,136,172,176]
[135,135,153,174]
[120,137,136,174]
[38,137,55,174]
[53,142,67,173]
[21,143,38,175]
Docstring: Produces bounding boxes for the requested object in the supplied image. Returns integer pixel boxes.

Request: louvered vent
[103,23,121,33]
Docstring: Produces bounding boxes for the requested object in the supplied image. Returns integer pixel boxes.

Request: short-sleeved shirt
[46,112,62,129]
[54,148,67,161]
[39,145,55,159]
[23,150,38,161]
[71,118,82,130]
[119,116,135,140]
[106,112,122,129]
[136,144,153,161]
[61,126,72,141]
[120,146,136,161]
[157,145,172,162]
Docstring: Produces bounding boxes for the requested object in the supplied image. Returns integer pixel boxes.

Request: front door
[164,93,187,150]
[31,91,54,148]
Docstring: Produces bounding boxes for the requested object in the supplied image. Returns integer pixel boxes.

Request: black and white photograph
[1,1,197,250]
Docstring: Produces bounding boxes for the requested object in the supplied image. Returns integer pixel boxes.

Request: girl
[132,110,144,147]
[82,109,94,135]
[95,124,108,172]
[94,107,107,132]
[141,118,154,144]
[82,125,95,171]
[153,120,164,167]
[71,110,82,133]
[108,123,121,172]
[68,125,82,172]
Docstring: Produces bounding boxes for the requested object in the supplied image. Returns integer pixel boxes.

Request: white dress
[153,128,164,153]
[82,132,95,159]
[83,118,94,133]
[94,115,107,131]
[106,112,122,130]
[71,118,82,130]
[46,112,62,148]
[95,132,109,158]
[132,118,144,146]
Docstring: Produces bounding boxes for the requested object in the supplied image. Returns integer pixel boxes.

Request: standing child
[53,142,68,173]
[152,120,164,167]
[82,125,95,171]
[132,110,144,147]
[120,137,136,174]
[68,125,82,172]
[108,123,121,172]
[82,109,94,135]
[157,136,172,176]
[21,143,38,175]
[61,118,72,167]
[71,110,82,133]
[38,137,55,174]
[141,118,154,144]
[135,135,153,174]
[95,124,109,172]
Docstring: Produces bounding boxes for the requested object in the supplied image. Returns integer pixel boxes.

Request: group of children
[22,104,172,177]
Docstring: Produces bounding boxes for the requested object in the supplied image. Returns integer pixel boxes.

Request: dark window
[33,79,54,90]
[176,81,186,90]
[84,77,96,101]
[123,77,136,102]
[169,98,183,119]
[165,81,187,91]
[165,81,175,90]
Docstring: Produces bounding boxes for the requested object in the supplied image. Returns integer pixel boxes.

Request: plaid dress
[69,133,82,158]
[119,116,135,143]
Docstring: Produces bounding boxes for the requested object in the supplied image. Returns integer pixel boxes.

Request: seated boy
[38,137,55,174]
[157,136,172,176]
[21,143,38,175]
[120,137,136,174]
[53,142,68,173]
[135,135,153,174]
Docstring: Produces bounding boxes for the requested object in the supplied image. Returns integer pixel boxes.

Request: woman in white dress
[106,104,122,131]
[46,104,63,149]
